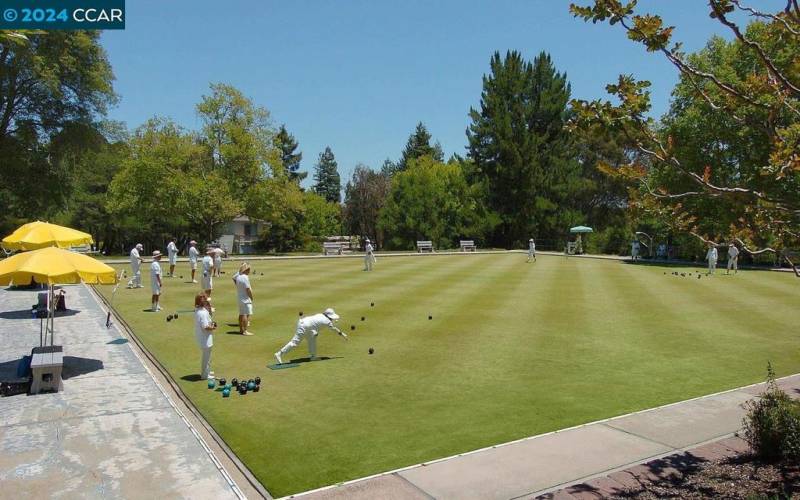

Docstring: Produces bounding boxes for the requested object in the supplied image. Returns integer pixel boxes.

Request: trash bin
[29,345,63,394]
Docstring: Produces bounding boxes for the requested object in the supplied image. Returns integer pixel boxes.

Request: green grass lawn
[97,253,799,497]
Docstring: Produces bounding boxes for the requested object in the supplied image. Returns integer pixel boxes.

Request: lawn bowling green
[97,254,799,497]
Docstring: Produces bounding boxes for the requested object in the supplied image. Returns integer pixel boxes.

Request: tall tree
[570,0,800,275]
[313,146,341,203]
[467,50,579,247]
[276,124,306,184]
[378,156,498,250]
[398,122,444,170]
[196,83,280,198]
[343,164,392,246]
[0,31,116,233]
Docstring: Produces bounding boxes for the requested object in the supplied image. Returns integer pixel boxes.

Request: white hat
[365,238,370,242]
[189,240,197,245]
[323,308,340,321]
[136,243,143,250]
[529,238,534,242]
[152,250,162,257]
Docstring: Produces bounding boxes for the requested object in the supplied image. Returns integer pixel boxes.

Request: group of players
[127,239,347,379]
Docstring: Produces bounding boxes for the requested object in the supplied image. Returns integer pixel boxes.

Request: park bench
[323,242,344,256]
[69,244,99,255]
[29,345,63,394]
[460,240,476,252]
[417,240,434,253]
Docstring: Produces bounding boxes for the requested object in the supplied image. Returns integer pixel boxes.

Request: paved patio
[0,284,243,499]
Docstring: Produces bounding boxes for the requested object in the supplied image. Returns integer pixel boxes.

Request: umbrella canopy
[0,247,116,286]
[2,220,94,251]
[570,226,594,234]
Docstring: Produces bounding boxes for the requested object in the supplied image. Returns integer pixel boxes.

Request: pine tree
[276,125,306,183]
[398,122,444,170]
[467,50,579,247]
[313,146,341,203]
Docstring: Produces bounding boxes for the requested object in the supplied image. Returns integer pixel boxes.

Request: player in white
[213,246,224,277]
[527,238,536,262]
[194,292,217,379]
[188,240,200,283]
[631,240,641,261]
[166,238,179,277]
[128,243,144,288]
[274,308,348,364]
[706,243,719,275]
[726,242,740,275]
[201,247,215,297]
[233,263,254,335]
[364,238,376,271]
[150,250,163,312]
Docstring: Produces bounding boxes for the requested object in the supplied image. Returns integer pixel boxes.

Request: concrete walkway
[0,284,243,499]
[294,374,798,500]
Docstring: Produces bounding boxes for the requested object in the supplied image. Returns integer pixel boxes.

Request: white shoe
[136,285,144,288]
[156,306,162,311]
[274,352,283,364]
[192,280,198,284]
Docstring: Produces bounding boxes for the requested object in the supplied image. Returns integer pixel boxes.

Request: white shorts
[238,302,253,315]
[169,255,177,265]
[201,275,213,290]
[190,260,197,270]
[214,258,222,268]
[151,281,161,295]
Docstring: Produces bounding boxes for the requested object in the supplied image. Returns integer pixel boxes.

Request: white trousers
[131,265,141,286]
[727,256,738,273]
[200,347,212,379]
[708,259,717,274]
[279,325,316,358]
[527,250,536,261]
[364,253,375,271]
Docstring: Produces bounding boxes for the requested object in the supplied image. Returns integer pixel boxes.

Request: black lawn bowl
[361,316,365,321]
[681,273,685,277]
[173,312,178,319]
[231,378,239,387]
[299,311,303,316]
[219,378,226,387]
[180,275,183,279]
[260,273,264,276]
[166,315,173,322]
[351,325,356,331]
[368,347,374,355]
[370,302,374,307]
[254,376,261,386]
[697,275,701,279]
[253,384,260,392]
[428,315,432,320]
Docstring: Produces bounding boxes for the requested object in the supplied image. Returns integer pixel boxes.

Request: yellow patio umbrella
[0,247,117,346]
[1,220,94,251]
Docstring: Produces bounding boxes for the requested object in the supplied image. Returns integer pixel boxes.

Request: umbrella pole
[48,284,55,346]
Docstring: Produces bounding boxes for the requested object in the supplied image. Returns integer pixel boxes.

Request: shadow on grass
[287,356,342,364]
[180,374,203,382]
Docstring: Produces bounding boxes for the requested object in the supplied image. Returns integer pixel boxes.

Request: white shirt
[150,260,161,281]
[202,255,213,275]
[365,243,374,254]
[728,246,739,258]
[529,241,535,252]
[130,248,141,267]
[194,308,213,348]
[188,246,199,263]
[235,273,252,303]
[299,313,335,335]
[167,241,178,258]
[706,247,718,261]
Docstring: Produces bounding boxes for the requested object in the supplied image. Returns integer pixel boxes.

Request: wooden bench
[29,345,63,394]
[460,240,476,252]
[416,241,434,253]
[323,242,344,256]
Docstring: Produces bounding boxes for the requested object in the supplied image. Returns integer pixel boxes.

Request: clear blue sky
[101,0,781,188]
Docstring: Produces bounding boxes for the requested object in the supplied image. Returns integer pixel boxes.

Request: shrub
[742,363,800,462]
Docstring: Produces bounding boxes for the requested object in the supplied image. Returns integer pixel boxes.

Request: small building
[219,215,266,254]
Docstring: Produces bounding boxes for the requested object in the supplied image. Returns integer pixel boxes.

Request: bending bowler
[128,243,144,288]
[274,308,348,364]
